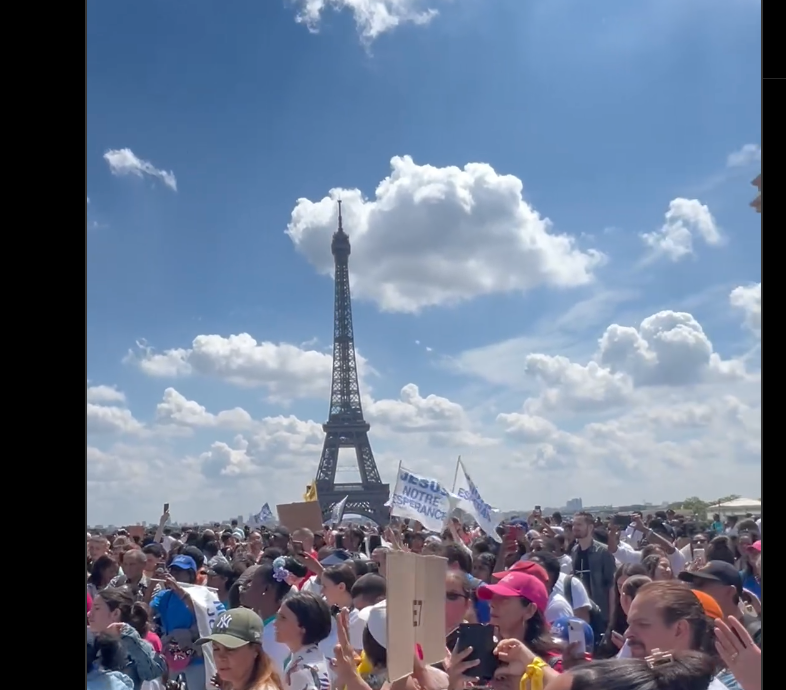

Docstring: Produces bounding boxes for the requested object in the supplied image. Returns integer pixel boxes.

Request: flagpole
[452,456,461,492]
[389,460,402,527]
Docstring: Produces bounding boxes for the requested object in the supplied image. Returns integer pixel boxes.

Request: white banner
[184,583,224,689]
[391,466,457,533]
[454,458,502,542]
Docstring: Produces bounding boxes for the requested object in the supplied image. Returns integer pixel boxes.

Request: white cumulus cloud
[287,155,603,313]
[125,334,367,403]
[87,383,126,404]
[290,0,440,41]
[641,198,722,261]
[89,295,761,524]
[104,148,177,191]
[730,283,761,335]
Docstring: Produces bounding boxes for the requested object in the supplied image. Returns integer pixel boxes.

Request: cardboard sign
[276,501,324,532]
[386,551,448,681]
[126,525,145,539]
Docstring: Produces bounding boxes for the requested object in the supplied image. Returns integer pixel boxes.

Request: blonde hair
[224,644,284,690]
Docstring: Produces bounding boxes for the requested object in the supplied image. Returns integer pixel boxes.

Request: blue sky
[87,0,761,526]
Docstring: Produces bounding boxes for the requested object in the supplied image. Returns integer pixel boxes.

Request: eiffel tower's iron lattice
[314,202,390,525]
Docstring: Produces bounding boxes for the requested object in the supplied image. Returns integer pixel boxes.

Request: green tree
[713,494,741,505]
[678,496,710,515]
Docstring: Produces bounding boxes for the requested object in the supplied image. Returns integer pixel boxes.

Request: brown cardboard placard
[386,551,448,681]
[276,501,324,532]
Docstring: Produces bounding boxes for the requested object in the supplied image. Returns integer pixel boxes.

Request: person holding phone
[476,572,565,670]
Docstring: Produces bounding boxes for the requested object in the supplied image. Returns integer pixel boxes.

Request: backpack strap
[563,574,574,608]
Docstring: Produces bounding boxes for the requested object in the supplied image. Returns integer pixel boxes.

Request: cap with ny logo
[196,607,264,649]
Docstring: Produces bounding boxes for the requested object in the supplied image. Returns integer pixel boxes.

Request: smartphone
[567,620,586,656]
[505,525,518,541]
[292,540,304,555]
[455,624,499,681]
[613,513,631,527]
[693,548,705,563]
[163,503,170,513]
[534,505,541,512]
[446,628,460,651]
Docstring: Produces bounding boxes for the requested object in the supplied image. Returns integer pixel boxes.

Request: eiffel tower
[314,201,390,525]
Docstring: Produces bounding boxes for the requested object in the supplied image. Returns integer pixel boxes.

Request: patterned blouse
[283,644,330,690]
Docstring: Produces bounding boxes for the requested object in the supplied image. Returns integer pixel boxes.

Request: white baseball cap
[357,600,387,648]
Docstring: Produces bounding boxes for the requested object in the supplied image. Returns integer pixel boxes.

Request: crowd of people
[86,506,762,690]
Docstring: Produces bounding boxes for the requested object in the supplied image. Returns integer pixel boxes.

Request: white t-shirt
[261,618,291,679]
[318,626,338,662]
[553,572,591,612]
[545,592,574,625]
[161,535,179,553]
[616,639,631,658]
[558,554,573,574]
[317,608,364,660]
[623,526,646,549]
[613,541,687,574]
[301,576,322,597]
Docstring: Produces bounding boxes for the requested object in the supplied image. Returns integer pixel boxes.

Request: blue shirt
[466,574,491,624]
[151,589,204,667]
[715,670,744,690]
[741,572,761,599]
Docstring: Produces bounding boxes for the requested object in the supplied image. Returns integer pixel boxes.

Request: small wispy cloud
[104,148,177,191]
[726,144,761,168]
[689,144,762,195]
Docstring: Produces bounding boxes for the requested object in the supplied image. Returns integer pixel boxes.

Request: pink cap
[477,571,548,614]
[750,540,761,552]
[493,560,549,586]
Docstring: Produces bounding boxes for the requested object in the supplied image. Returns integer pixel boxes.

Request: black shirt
[575,548,593,598]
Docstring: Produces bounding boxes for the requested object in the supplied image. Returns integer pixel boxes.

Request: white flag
[453,458,502,542]
[331,495,348,526]
[390,466,457,533]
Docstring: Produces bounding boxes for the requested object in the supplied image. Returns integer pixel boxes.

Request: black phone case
[456,624,499,680]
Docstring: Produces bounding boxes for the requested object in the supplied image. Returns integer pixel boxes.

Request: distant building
[751,174,761,213]
[565,498,583,512]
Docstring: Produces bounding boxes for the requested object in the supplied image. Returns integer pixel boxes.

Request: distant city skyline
[88,498,679,531]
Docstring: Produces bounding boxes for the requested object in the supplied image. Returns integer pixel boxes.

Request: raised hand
[446,644,480,690]
[714,617,761,690]
[330,607,361,686]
